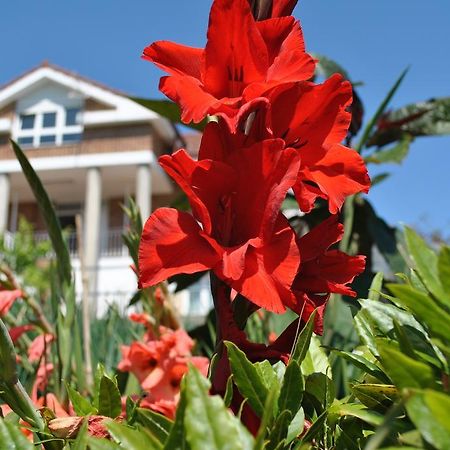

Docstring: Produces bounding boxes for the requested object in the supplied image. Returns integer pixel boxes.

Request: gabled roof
[0,61,175,140]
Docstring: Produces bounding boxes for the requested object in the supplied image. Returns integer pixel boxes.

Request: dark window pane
[20,114,35,130]
[62,133,82,143]
[17,136,33,146]
[43,112,56,128]
[66,108,80,126]
[40,135,56,145]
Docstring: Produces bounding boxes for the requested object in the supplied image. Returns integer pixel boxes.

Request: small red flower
[143,0,315,124]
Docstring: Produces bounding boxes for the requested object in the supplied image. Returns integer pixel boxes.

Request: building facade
[0,62,210,320]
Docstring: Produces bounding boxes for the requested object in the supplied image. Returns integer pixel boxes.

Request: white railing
[3,228,128,258]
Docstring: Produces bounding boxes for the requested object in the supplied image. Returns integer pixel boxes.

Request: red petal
[159,76,228,124]
[143,41,203,79]
[220,214,300,313]
[159,149,236,235]
[0,289,22,316]
[139,208,222,287]
[271,0,298,17]
[303,143,370,213]
[204,0,269,98]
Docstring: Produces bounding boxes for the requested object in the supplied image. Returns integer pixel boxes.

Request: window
[62,133,82,143]
[43,112,56,128]
[65,108,80,126]
[17,136,33,146]
[20,114,35,130]
[15,106,83,148]
[40,135,56,145]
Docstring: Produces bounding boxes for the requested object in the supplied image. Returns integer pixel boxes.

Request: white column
[84,167,102,316]
[0,174,10,234]
[135,164,152,221]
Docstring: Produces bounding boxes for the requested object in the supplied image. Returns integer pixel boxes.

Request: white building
[0,62,211,320]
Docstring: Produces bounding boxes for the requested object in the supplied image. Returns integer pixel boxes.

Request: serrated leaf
[184,366,253,450]
[291,311,317,366]
[224,341,268,418]
[11,140,72,285]
[65,383,97,416]
[377,341,436,389]
[404,226,447,302]
[135,408,172,445]
[278,361,304,416]
[365,134,411,164]
[387,284,450,341]
[406,390,450,449]
[98,375,122,418]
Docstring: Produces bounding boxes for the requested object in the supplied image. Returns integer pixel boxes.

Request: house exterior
[0,62,210,320]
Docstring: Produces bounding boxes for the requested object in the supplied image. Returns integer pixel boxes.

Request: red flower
[288,215,366,333]
[241,74,370,213]
[0,289,22,316]
[143,0,315,124]
[139,134,301,313]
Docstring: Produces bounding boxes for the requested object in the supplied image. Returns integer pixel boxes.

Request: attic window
[15,107,83,148]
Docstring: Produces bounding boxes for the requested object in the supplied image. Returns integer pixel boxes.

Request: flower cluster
[118,313,208,418]
[138,0,370,404]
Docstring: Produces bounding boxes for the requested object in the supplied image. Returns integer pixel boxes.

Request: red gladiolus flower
[288,215,366,333]
[143,0,315,124]
[0,289,22,316]
[240,74,370,213]
[139,136,302,313]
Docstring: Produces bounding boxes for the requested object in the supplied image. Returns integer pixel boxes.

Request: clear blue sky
[2,0,450,233]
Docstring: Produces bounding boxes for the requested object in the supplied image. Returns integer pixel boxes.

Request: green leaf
[65,383,97,416]
[0,417,34,449]
[299,410,327,444]
[301,335,330,377]
[254,387,278,450]
[404,226,447,302]
[313,54,352,81]
[286,408,305,444]
[369,96,450,147]
[377,340,436,389]
[438,246,450,301]
[266,410,292,450]
[305,373,335,410]
[135,408,172,445]
[107,421,162,450]
[368,272,383,301]
[327,402,384,427]
[11,140,72,285]
[130,97,206,131]
[365,134,411,164]
[86,436,122,450]
[163,376,189,450]
[406,390,450,449]
[387,284,450,340]
[278,361,304,416]
[356,67,409,152]
[333,351,390,383]
[352,384,397,410]
[291,310,317,366]
[184,366,253,450]
[224,341,269,418]
[0,318,18,384]
[98,375,122,418]
[370,172,390,187]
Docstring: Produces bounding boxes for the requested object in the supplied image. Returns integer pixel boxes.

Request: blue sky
[2,0,450,233]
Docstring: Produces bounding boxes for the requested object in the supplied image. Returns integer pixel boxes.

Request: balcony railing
[3,228,129,258]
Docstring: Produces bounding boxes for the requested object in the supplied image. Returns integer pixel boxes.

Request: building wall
[0,123,154,160]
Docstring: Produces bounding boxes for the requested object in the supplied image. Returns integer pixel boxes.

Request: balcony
[3,227,128,258]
